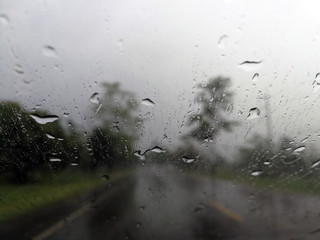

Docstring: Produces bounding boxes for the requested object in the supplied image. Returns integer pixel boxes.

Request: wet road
[36,165,320,240]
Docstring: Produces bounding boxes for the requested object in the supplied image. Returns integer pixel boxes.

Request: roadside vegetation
[0,169,130,222]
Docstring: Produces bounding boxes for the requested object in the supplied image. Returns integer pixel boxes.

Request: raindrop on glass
[252,73,259,82]
[46,133,55,139]
[313,73,320,92]
[90,93,100,104]
[247,107,260,119]
[118,39,124,52]
[251,170,262,176]
[30,114,59,124]
[293,146,305,154]
[311,160,320,168]
[239,60,263,71]
[134,150,146,160]
[101,174,110,180]
[14,64,24,74]
[150,146,166,153]
[141,98,155,107]
[0,14,9,26]
[42,45,57,58]
[182,156,195,163]
[217,35,228,49]
[49,158,62,162]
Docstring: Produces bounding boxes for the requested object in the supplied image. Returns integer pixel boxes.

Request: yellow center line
[208,201,244,223]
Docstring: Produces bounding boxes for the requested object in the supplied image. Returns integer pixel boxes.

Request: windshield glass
[1,1,320,240]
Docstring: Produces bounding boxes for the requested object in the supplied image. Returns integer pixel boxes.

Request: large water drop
[90,93,100,104]
[247,108,260,119]
[30,114,59,124]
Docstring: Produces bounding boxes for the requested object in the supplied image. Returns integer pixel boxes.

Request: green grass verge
[213,171,320,195]
[0,169,131,222]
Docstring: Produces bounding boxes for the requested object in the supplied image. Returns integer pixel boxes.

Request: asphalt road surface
[13,165,320,240]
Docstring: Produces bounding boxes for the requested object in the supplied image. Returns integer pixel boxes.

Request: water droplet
[90,93,100,104]
[293,146,306,154]
[313,73,320,92]
[42,45,57,58]
[226,103,233,114]
[0,14,9,25]
[247,108,260,119]
[263,161,270,165]
[141,98,155,106]
[118,39,124,52]
[101,174,110,180]
[150,146,166,153]
[14,64,24,74]
[301,135,310,143]
[70,163,79,166]
[139,206,145,211]
[239,61,263,71]
[182,156,195,163]
[218,35,228,49]
[63,113,69,118]
[30,114,59,124]
[194,207,204,212]
[251,170,262,176]
[134,150,146,160]
[311,160,320,168]
[46,133,55,139]
[252,73,259,82]
[49,158,61,162]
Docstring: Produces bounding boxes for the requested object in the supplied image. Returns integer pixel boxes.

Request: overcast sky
[1,0,320,160]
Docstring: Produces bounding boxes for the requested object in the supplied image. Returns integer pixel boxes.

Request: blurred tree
[184,76,236,142]
[88,82,142,170]
[180,76,237,171]
[0,102,50,182]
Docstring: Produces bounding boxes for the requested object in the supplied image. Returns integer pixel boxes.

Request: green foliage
[0,102,50,182]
